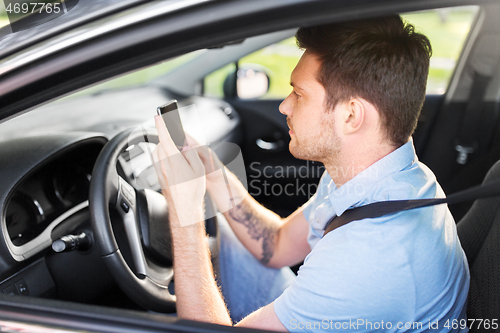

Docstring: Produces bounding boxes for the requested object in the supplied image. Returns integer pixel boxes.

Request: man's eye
[293,91,301,98]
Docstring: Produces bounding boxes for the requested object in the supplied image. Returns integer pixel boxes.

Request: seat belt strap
[323,177,500,237]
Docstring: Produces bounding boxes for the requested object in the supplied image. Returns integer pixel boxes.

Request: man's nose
[279,94,292,116]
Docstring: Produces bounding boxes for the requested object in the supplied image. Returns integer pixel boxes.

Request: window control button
[120,200,130,213]
[14,279,29,296]
[2,285,17,296]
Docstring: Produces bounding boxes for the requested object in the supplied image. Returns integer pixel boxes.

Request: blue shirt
[273,141,470,332]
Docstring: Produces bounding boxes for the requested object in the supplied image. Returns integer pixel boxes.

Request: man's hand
[151,115,232,325]
[185,135,224,185]
[150,115,300,329]
[183,133,244,213]
[152,115,205,227]
[184,134,235,196]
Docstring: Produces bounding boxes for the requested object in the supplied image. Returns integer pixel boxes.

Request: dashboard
[0,90,241,303]
[5,143,102,251]
[0,134,107,299]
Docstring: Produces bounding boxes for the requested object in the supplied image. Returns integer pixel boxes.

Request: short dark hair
[296,15,432,146]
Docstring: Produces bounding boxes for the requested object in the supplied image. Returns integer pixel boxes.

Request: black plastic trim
[0,293,269,333]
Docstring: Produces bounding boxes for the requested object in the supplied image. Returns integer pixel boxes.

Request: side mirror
[223,65,270,99]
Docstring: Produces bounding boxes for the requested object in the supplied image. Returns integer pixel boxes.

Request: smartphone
[157,99,186,150]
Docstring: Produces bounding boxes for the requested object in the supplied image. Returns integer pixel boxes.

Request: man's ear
[343,98,365,134]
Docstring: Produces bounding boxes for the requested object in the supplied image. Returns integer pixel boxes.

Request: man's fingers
[152,146,169,189]
[191,144,209,161]
[185,132,202,148]
[183,148,205,178]
[187,145,220,174]
[155,115,179,157]
[155,142,205,185]
[151,146,159,164]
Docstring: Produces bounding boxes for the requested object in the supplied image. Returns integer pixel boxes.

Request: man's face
[279,51,341,162]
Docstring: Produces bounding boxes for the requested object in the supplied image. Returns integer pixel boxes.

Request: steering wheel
[89,128,219,313]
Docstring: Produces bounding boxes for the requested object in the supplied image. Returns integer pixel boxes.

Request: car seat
[457,159,500,324]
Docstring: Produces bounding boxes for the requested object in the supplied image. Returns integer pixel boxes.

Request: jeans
[217,215,296,322]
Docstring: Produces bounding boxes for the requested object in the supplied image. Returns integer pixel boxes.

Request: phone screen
[157,99,186,150]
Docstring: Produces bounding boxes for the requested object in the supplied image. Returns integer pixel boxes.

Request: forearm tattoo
[228,201,278,265]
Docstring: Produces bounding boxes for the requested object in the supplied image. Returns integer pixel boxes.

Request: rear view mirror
[237,68,270,99]
[223,65,270,99]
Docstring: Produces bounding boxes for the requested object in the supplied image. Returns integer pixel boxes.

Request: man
[153,15,470,331]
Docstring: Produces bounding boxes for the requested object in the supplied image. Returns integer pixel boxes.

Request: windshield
[0,0,148,58]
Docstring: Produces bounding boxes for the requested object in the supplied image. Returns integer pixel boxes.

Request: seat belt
[323,177,500,237]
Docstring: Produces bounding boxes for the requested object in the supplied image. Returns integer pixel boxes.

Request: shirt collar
[328,140,417,216]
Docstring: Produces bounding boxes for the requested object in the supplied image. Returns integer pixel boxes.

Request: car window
[204,6,479,99]
[204,37,302,99]
[402,6,479,94]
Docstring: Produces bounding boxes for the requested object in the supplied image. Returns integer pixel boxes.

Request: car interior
[0,0,500,331]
